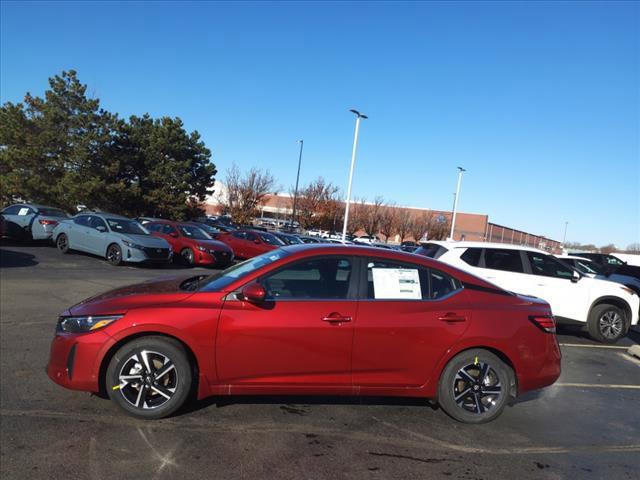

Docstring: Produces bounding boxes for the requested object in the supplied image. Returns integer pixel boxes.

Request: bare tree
[346,197,367,235]
[221,164,276,225]
[408,211,428,242]
[396,208,414,243]
[424,211,450,240]
[599,243,617,254]
[626,243,640,254]
[362,196,385,238]
[294,177,340,230]
[378,202,399,243]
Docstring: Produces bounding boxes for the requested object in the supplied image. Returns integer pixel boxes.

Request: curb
[628,345,640,360]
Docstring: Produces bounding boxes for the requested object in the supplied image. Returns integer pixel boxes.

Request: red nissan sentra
[145,220,234,267]
[47,245,561,423]
[216,229,285,259]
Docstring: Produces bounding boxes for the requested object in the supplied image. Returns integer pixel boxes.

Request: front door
[216,255,357,391]
[353,258,470,388]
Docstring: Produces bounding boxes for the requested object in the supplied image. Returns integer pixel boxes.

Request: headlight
[57,315,123,333]
[196,245,207,252]
[122,240,144,250]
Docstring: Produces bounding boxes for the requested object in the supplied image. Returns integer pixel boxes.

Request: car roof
[82,212,130,220]
[559,255,592,261]
[420,240,548,254]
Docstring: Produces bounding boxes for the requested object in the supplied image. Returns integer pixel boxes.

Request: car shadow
[175,394,436,417]
[0,248,39,268]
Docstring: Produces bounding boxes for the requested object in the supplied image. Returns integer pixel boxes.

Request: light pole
[449,166,466,240]
[290,139,304,230]
[341,109,368,241]
[562,221,568,245]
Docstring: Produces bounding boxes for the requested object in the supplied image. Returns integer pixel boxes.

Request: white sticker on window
[18,208,30,216]
[372,268,421,299]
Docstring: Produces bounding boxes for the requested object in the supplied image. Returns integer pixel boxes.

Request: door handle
[438,312,467,323]
[321,313,352,324]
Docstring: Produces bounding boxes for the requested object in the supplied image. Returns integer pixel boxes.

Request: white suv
[415,241,639,343]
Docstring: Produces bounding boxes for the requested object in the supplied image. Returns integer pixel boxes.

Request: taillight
[39,219,58,226]
[529,315,556,333]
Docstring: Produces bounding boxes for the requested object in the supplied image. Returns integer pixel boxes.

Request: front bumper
[124,246,172,264]
[195,249,234,267]
[47,330,112,392]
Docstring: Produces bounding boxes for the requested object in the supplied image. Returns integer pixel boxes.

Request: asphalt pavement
[1,241,639,479]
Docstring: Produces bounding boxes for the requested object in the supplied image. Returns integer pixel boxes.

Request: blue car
[1,203,70,241]
[53,212,172,266]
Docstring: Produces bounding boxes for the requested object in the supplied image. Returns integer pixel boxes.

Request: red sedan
[47,245,561,423]
[216,229,285,259]
[146,220,234,267]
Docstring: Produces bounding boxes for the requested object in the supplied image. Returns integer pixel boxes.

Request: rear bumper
[517,336,562,393]
[47,330,113,393]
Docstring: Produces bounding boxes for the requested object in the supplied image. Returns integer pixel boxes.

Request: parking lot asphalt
[1,241,639,480]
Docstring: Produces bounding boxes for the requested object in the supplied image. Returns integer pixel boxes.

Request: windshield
[259,232,286,246]
[179,225,212,240]
[106,218,149,235]
[199,249,290,292]
[38,208,69,218]
[574,259,604,275]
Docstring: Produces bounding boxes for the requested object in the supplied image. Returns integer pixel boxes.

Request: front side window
[89,216,107,230]
[146,223,163,233]
[527,252,574,279]
[161,224,177,235]
[606,256,624,266]
[232,231,247,240]
[262,257,352,300]
[484,249,524,273]
[2,205,21,215]
[575,259,602,275]
[259,232,286,246]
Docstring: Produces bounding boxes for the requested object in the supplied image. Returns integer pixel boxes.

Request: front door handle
[321,312,352,324]
[438,312,467,323]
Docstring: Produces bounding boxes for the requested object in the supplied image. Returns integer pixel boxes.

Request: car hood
[192,239,233,252]
[67,275,201,316]
[119,234,170,248]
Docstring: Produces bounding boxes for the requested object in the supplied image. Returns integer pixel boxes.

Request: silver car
[53,213,172,266]
[1,203,69,241]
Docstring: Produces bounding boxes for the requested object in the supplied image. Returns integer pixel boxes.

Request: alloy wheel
[452,361,502,415]
[599,310,623,340]
[107,245,122,265]
[57,235,68,252]
[116,350,178,410]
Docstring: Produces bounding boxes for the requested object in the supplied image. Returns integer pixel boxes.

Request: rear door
[69,215,91,251]
[352,257,469,388]
[477,248,533,296]
[523,251,589,321]
[216,255,357,390]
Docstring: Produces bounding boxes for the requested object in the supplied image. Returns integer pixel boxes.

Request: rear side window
[460,248,482,266]
[484,249,524,273]
[74,216,90,226]
[527,252,574,279]
[430,269,459,299]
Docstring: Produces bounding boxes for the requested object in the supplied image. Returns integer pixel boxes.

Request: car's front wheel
[587,304,628,343]
[106,243,123,266]
[106,336,193,419]
[180,248,195,265]
[56,234,70,253]
[437,349,513,424]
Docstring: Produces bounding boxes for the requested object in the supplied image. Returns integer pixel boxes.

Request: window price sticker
[372,268,421,299]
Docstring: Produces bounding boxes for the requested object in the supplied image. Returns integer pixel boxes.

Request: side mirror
[571,271,581,283]
[96,225,106,233]
[170,232,179,238]
[253,239,261,244]
[241,283,266,303]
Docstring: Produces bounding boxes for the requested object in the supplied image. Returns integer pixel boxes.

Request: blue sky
[1,1,638,247]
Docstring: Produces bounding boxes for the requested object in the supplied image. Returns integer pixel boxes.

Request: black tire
[587,304,628,344]
[106,243,123,266]
[180,248,195,266]
[106,336,193,419]
[56,234,70,253]
[438,349,513,424]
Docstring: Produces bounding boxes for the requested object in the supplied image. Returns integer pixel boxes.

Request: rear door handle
[322,313,352,324]
[438,312,467,323]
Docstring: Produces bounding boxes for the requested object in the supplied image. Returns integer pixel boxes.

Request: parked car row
[414,241,640,343]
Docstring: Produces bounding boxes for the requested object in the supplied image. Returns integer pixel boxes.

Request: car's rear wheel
[56,234,70,253]
[106,336,193,419]
[438,349,513,424]
[106,243,123,266]
[181,248,195,265]
[587,304,628,344]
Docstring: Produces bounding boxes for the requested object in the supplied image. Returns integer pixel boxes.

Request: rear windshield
[39,208,68,218]
[416,243,448,259]
[106,218,149,235]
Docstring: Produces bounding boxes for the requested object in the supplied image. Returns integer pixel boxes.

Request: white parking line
[555,383,640,389]
[559,343,629,350]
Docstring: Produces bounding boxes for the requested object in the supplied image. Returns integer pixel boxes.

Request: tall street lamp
[341,109,368,241]
[290,139,304,230]
[562,221,569,245]
[449,166,466,240]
